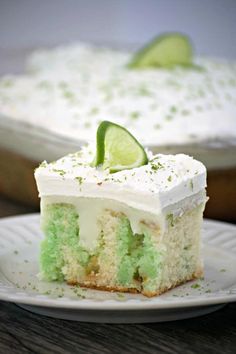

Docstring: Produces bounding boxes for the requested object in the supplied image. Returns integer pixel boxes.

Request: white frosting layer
[35,146,206,216]
[0,43,236,149]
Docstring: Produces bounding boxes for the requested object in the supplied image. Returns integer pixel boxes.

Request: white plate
[0,214,235,323]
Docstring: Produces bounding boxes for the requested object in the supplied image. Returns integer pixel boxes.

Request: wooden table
[0,196,236,354]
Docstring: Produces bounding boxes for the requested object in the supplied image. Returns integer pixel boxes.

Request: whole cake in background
[0,33,235,221]
[0,33,235,156]
[35,121,207,297]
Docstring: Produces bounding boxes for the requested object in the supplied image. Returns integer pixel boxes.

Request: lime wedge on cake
[92,121,148,173]
[128,32,193,69]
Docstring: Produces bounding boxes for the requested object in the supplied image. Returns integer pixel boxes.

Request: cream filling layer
[41,190,206,251]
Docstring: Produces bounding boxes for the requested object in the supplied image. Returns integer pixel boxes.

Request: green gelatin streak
[40,204,89,281]
[40,204,162,293]
[116,216,162,292]
[116,216,136,286]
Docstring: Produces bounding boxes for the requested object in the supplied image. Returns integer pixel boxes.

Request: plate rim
[0,213,235,311]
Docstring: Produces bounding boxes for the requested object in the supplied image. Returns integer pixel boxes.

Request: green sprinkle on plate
[92,121,148,173]
[128,32,193,69]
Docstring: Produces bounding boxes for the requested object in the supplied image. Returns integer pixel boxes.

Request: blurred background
[0,0,236,219]
[0,0,236,56]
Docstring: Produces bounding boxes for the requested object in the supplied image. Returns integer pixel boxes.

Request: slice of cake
[35,121,207,297]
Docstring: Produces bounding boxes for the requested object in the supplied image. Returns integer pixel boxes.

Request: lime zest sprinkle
[75,176,84,185]
[166,213,175,227]
[191,283,200,289]
[52,169,66,176]
[190,179,194,191]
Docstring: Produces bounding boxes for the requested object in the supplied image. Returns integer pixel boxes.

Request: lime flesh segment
[129,33,193,69]
[93,121,148,173]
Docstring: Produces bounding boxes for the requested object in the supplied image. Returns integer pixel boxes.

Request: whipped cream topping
[35,146,206,216]
[0,42,236,148]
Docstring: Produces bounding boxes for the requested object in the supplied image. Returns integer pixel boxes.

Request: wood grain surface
[0,197,235,354]
[0,301,235,354]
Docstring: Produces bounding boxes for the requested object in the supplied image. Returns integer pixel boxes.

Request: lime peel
[92,121,148,173]
[128,32,193,69]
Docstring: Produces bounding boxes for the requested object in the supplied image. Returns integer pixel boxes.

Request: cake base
[68,267,203,297]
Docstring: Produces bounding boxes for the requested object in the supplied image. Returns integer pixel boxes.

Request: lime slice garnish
[92,121,148,173]
[128,32,193,69]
